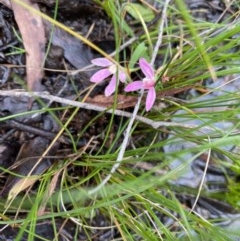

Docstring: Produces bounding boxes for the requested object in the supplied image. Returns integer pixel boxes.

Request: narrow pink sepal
[124,81,143,92]
[139,58,154,79]
[90,69,112,83]
[105,75,116,97]
[91,58,112,67]
[145,87,156,111]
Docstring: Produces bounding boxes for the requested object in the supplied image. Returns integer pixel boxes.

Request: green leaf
[129,42,148,69]
[125,3,155,22]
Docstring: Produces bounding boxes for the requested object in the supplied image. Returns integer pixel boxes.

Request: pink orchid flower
[124,58,156,111]
[90,58,127,97]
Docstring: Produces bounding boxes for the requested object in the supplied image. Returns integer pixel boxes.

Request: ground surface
[0,0,240,240]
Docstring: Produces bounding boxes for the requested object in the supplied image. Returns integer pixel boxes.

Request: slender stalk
[87,0,171,195]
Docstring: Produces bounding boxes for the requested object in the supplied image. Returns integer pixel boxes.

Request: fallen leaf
[1,136,53,201]
[86,85,194,110]
[157,85,195,97]
[11,0,45,91]
[0,0,11,8]
[86,94,138,109]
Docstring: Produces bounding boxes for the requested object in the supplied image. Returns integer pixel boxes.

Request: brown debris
[11,0,46,91]
[85,85,195,110]
[86,94,138,109]
[1,136,53,199]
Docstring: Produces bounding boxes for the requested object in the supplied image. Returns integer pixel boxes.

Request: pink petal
[119,71,127,83]
[139,58,154,79]
[90,69,112,83]
[105,75,116,97]
[91,58,112,67]
[124,81,143,92]
[145,87,156,111]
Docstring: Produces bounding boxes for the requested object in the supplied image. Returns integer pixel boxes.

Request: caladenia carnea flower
[90,58,127,97]
[124,58,156,111]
